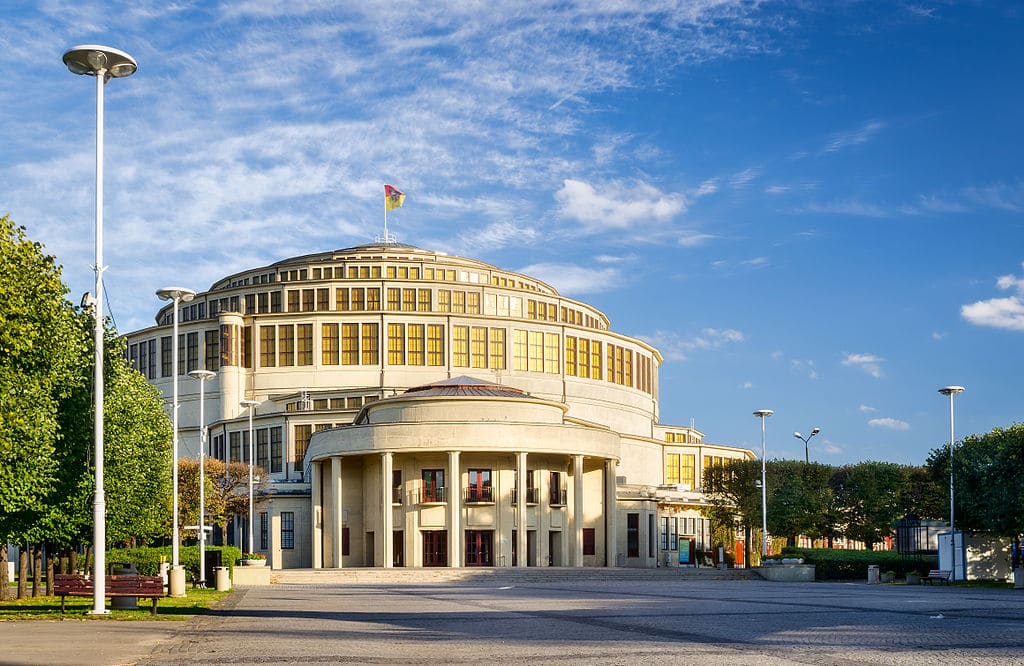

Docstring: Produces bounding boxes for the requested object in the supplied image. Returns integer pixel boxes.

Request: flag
[384,184,405,211]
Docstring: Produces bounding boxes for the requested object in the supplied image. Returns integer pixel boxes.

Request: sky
[2,1,1022,466]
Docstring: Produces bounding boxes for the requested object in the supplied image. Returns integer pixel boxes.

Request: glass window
[666,453,680,485]
[186,332,199,372]
[361,323,379,365]
[296,324,313,366]
[388,323,405,365]
[205,330,219,371]
[259,325,276,367]
[270,426,283,473]
[408,323,425,366]
[453,326,469,367]
[322,323,339,365]
[470,327,487,368]
[281,512,294,549]
[279,325,294,366]
[427,324,444,366]
[489,328,505,370]
[422,469,445,503]
[342,324,359,365]
[627,513,639,558]
[293,425,312,472]
[260,512,268,550]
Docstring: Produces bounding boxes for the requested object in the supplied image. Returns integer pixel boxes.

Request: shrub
[101,545,242,578]
[779,547,937,580]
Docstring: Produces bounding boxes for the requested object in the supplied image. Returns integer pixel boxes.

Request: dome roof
[403,375,530,399]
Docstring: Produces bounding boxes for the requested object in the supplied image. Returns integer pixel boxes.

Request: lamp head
[793,431,802,439]
[240,399,260,408]
[63,45,137,79]
[938,386,965,396]
[156,287,196,303]
[188,369,216,381]
[752,409,773,418]
[810,427,820,436]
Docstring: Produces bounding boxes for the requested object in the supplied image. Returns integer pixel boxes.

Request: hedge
[97,545,242,578]
[776,547,937,580]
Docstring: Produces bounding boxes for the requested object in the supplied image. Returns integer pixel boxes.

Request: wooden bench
[54,573,165,614]
[924,569,952,585]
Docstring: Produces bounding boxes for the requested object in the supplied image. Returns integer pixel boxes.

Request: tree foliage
[177,458,268,539]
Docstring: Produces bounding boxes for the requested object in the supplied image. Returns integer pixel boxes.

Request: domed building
[124,243,754,569]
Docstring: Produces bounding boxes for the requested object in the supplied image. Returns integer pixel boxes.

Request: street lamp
[939,385,965,581]
[793,427,821,464]
[241,399,260,555]
[753,409,773,559]
[63,44,137,616]
[157,286,195,596]
[188,369,216,587]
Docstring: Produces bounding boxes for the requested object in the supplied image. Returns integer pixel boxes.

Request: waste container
[109,563,138,609]
[204,549,223,586]
[1015,567,1024,589]
[214,566,231,591]
[867,564,879,584]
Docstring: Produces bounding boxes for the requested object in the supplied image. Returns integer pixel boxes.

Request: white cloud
[640,328,745,362]
[516,262,621,296]
[932,331,947,340]
[823,120,886,153]
[962,263,1024,332]
[859,404,877,413]
[842,352,885,378]
[555,179,687,231]
[729,167,761,189]
[868,417,910,431]
[677,231,717,248]
[740,381,754,390]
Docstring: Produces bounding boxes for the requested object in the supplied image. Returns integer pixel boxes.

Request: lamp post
[241,399,260,555]
[63,44,137,615]
[157,286,195,596]
[753,409,773,559]
[188,369,216,587]
[939,385,965,581]
[793,427,820,464]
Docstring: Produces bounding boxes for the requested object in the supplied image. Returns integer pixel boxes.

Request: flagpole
[384,197,389,244]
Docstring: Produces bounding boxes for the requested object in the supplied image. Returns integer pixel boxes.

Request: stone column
[331,456,343,568]
[516,451,527,567]
[382,452,393,568]
[217,312,244,421]
[605,459,618,567]
[448,450,461,567]
[572,454,584,567]
[311,461,322,569]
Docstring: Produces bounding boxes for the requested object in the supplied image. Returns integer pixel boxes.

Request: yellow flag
[384,184,405,211]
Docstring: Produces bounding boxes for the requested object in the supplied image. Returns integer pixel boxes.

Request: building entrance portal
[423,530,448,567]
[465,530,494,566]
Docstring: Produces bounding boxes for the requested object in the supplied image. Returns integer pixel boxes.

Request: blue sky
[2,1,1022,465]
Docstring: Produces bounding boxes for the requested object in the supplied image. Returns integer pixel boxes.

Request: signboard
[678,537,694,564]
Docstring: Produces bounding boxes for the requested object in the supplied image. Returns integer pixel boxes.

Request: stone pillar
[382,452,393,568]
[217,312,245,421]
[311,461,322,569]
[448,450,461,567]
[605,459,618,567]
[331,456,343,568]
[572,454,584,567]
[516,451,527,567]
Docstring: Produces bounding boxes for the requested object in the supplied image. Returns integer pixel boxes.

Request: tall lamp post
[939,385,965,581]
[188,369,216,587]
[63,44,137,615]
[753,409,773,559]
[793,427,820,464]
[157,286,195,597]
[241,399,260,555]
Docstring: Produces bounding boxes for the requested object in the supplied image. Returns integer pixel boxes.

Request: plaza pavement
[4,577,1024,665]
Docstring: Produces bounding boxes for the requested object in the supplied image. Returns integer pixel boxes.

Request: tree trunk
[0,544,8,601]
[17,548,28,599]
[46,545,55,596]
[70,548,78,574]
[32,543,42,597]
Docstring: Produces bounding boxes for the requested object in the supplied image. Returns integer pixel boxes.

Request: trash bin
[214,566,231,591]
[109,563,138,609]
[867,564,879,584]
[1015,567,1024,589]
[204,549,223,586]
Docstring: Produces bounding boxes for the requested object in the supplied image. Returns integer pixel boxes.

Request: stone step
[270,566,760,585]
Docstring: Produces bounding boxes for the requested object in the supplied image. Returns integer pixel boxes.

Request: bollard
[214,566,231,591]
[867,564,879,584]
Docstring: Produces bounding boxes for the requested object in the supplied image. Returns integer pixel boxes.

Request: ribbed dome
[403,375,529,399]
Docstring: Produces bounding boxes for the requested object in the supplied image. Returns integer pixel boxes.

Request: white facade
[124,243,753,568]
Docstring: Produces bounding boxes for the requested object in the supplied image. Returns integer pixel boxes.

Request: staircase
[271,566,761,585]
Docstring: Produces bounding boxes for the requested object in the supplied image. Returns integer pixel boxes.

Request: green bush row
[102,545,242,578]
[778,547,938,580]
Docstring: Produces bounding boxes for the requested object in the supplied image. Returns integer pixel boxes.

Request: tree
[177,458,268,543]
[835,461,910,550]
[765,460,833,547]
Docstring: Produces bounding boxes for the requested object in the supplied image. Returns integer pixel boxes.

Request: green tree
[835,461,910,550]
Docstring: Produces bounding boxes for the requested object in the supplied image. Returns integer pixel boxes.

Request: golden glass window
[527,300,537,320]
[513,329,528,371]
[341,324,359,365]
[528,331,544,372]
[335,288,349,311]
[366,287,381,311]
[402,288,416,312]
[471,326,487,368]
[410,267,419,279]
[347,266,358,278]
[427,324,444,366]
[591,340,602,379]
[259,325,276,367]
[388,323,406,365]
[578,338,590,378]
[322,323,339,365]
[278,325,294,366]
[546,303,557,321]
[489,328,505,370]
[666,453,680,485]
[565,336,577,376]
[316,288,330,311]
[408,323,425,366]
[293,424,312,471]
[417,289,431,312]
[438,289,451,312]
[387,266,396,279]
[453,291,466,314]
[453,325,469,367]
[361,323,379,365]
[287,290,300,313]
[681,454,695,487]
[425,268,435,280]
[302,289,315,312]
[351,288,365,311]
[387,288,400,310]
[467,292,480,314]
[624,348,633,387]
[544,332,559,374]
[296,324,313,366]
[446,269,456,281]
[371,266,380,278]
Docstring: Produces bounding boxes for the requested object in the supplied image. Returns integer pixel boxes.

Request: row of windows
[659,517,712,551]
[129,332,219,380]
[664,453,745,487]
[665,431,700,444]
[409,469,565,506]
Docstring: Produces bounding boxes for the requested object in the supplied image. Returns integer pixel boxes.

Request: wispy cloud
[517,262,622,296]
[640,328,745,362]
[555,179,687,231]
[859,404,878,413]
[868,417,910,431]
[822,120,886,154]
[842,352,885,378]
[962,263,1024,331]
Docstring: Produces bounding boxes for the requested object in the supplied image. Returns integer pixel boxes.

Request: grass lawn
[0,585,232,621]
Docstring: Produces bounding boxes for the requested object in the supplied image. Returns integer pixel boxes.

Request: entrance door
[527,530,537,567]
[465,530,494,566]
[548,531,562,566]
[365,531,374,566]
[423,530,448,567]
[393,530,405,567]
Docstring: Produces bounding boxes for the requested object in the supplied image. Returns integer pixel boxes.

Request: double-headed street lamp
[156,286,195,596]
[188,369,216,587]
[753,409,773,559]
[240,399,260,555]
[939,385,965,581]
[63,44,137,615]
[793,427,820,464]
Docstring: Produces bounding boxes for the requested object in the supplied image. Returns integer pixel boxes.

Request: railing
[464,486,494,503]
[392,487,403,505]
[510,488,540,505]
[420,486,446,504]
[550,489,567,506]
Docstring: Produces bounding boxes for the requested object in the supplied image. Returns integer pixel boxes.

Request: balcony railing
[510,488,539,505]
[550,489,567,506]
[464,486,494,503]
[392,486,403,505]
[419,486,446,504]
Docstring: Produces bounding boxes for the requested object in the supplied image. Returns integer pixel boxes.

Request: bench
[54,573,165,614]
[924,569,952,585]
